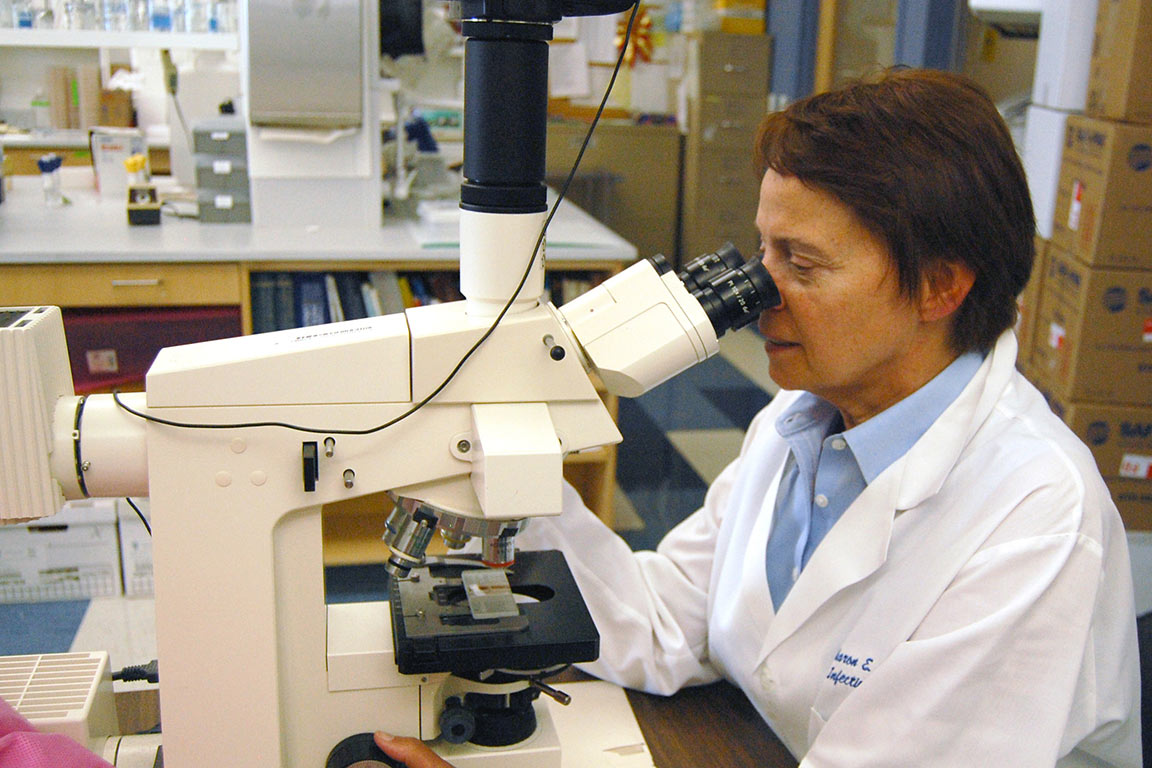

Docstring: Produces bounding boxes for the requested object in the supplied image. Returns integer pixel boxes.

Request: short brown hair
[755,68,1034,353]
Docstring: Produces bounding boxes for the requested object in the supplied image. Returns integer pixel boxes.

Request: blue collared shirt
[765,351,984,610]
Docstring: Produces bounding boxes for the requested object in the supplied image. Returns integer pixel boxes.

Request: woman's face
[755,170,953,428]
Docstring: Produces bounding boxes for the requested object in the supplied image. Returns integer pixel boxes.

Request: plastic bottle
[148,0,170,30]
[30,90,51,132]
[102,0,128,30]
[170,0,184,30]
[33,0,53,28]
[208,0,232,32]
[11,0,34,27]
[38,154,65,208]
[184,0,207,32]
[0,0,14,28]
[127,0,147,29]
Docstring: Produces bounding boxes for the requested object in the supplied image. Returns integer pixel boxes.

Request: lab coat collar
[890,330,1016,511]
[755,331,1018,665]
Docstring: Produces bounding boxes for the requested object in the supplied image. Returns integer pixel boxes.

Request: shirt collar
[844,351,984,483]
[775,350,984,484]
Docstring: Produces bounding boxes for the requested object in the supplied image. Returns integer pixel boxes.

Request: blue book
[249,272,277,334]
[274,273,296,330]
[294,273,330,327]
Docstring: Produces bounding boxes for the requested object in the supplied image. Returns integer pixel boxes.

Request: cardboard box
[117,499,152,598]
[1049,115,1152,270]
[1043,398,1152,529]
[89,128,147,200]
[0,499,121,603]
[1030,245,1152,406]
[1086,0,1152,124]
[1023,105,1071,240]
[1015,235,1049,370]
[1031,0,1097,112]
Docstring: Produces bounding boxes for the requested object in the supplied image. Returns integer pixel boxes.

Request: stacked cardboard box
[0,499,121,604]
[1021,0,1099,239]
[1024,0,1152,528]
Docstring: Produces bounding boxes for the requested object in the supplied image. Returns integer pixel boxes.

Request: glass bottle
[148,0,170,30]
[38,154,65,208]
[11,0,35,27]
[102,0,128,30]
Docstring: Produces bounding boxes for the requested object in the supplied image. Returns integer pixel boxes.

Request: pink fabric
[0,697,112,768]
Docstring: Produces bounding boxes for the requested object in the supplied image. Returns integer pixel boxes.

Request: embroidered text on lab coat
[825,649,873,688]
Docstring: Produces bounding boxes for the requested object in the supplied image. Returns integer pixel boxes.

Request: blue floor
[616,355,772,552]
[0,600,89,655]
[0,355,772,651]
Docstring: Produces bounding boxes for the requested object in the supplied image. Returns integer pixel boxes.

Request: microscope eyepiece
[683,245,781,336]
[677,242,746,294]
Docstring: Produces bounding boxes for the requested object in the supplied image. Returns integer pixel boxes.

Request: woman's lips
[763,335,799,352]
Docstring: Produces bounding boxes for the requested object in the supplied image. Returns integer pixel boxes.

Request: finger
[373,731,455,768]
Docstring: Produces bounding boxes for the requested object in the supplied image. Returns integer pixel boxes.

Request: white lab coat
[517,331,1142,766]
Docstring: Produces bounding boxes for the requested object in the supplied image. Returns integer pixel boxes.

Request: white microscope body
[0,0,780,761]
[0,224,774,767]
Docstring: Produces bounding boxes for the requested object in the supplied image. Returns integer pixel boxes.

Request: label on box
[212,160,233,175]
[1048,322,1066,350]
[86,349,119,374]
[1068,180,1083,231]
[1120,454,1152,480]
[214,194,234,210]
[1144,318,1152,343]
[210,131,231,141]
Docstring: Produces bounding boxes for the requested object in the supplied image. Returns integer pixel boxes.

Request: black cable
[112,1,642,437]
[112,659,159,684]
[124,496,151,536]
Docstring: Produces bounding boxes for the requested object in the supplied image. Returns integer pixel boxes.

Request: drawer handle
[111,279,162,287]
[722,64,747,73]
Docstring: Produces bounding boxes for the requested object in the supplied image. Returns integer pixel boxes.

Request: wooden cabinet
[0,262,243,306]
[681,31,772,265]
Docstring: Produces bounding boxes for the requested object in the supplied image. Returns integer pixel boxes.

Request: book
[334,272,369,320]
[274,273,296,330]
[249,272,278,334]
[396,276,418,308]
[361,281,383,317]
[325,273,345,322]
[407,274,435,305]
[294,273,330,327]
[369,271,407,314]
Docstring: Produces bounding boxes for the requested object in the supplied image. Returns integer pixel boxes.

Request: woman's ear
[919,261,976,323]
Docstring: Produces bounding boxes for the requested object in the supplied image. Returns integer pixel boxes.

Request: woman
[378,68,1141,767]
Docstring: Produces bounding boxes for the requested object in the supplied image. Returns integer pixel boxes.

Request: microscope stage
[390,549,600,675]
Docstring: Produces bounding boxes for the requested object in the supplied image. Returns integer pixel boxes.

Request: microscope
[0,1,778,765]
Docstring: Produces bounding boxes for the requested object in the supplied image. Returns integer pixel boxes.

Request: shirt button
[831,438,847,451]
[791,566,800,582]
[815,494,829,508]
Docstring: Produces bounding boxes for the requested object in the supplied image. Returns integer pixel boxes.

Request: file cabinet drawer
[0,263,243,307]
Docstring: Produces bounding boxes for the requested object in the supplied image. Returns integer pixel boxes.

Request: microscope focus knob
[439,697,477,744]
[325,733,406,767]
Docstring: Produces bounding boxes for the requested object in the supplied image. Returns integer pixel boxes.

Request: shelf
[0,28,238,50]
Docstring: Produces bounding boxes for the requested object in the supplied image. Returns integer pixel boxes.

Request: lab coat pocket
[807,706,828,745]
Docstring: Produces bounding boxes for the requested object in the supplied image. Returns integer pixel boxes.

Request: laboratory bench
[0,168,636,542]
